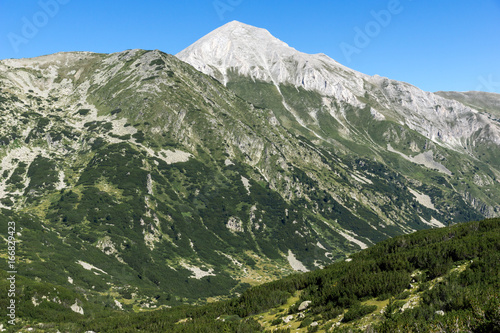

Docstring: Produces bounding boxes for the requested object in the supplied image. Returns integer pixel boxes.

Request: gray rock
[298,300,312,311]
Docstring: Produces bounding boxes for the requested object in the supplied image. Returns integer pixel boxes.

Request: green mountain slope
[0,50,347,305]
[0,47,498,309]
[2,218,498,332]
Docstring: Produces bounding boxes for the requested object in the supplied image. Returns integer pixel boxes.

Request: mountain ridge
[436,90,500,117]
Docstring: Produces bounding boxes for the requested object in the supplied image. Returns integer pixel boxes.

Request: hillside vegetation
[2,218,498,332]
[2,49,498,307]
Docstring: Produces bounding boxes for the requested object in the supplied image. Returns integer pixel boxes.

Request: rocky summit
[0,21,499,313]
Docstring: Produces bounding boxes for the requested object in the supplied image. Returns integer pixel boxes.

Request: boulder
[298,300,312,311]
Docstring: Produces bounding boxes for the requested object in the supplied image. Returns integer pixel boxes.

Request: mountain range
[0,20,499,317]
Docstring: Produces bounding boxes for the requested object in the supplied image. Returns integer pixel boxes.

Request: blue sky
[1,0,499,93]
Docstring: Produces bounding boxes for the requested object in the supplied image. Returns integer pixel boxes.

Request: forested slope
[2,218,498,332]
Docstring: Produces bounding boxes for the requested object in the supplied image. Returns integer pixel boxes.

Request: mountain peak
[177,21,365,98]
[206,20,290,47]
[221,20,255,28]
[218,20,270,31]
[176,21,294,85]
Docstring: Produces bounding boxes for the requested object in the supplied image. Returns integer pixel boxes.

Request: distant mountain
[0,21,499,319]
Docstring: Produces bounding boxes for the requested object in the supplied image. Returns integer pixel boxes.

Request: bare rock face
[226,216,244,233]
[436,91,500,117]
[70,300,84,315]
[367,75,500,149]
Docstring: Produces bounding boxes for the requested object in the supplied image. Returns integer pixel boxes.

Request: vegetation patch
[75,108,91,116]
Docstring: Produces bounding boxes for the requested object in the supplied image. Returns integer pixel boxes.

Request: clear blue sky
[1,0,499,93]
